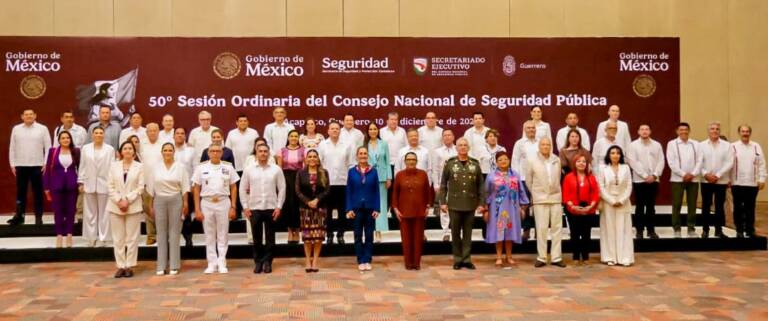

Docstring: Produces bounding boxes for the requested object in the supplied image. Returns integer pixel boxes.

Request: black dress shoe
[254,263,263,274]
[337,235,345,244]
[311,268,319,273]
[452,263,462,270]
[7,216,23,226]
[264,263,273,274]
[124,268,134,278]
[648,232,659,239]
[552,261,567,268]
[114,268,125,278]
[305,268,312,273]
[534,260,547,268]
[463,263,476,270]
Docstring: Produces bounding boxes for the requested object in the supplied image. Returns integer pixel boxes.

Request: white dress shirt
[555,126,591,151]
[53,124,88,148]
[592,137,622,175]
[158,129,175,145]
[524,121,552,141]
[418,125,443,151]
[173,143,195,178]
[317,139,355,186]
[225,128,259,172]
[9,122,51,167]
[627,138,665,183]
[263,121,295,153]
[147,162,191,198]
[699,138,734,185]
[596,119,631,151]
[395,145,432,184]
[511,137,538,181]
[244,153,276,168]
[187,126,219,167]
[119,126,147,145]
[665,138,702,183]
[381,126,407,165]
[340,127,365,149]
[463,126,491,160]
[478,144,507,174]
[141,140,164,165]
[239,163,286,210]
[431,144,457,189]
[730,140,766,187]
[141,139,165,185]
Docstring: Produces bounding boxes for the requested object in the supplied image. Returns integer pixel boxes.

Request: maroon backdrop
[1,37,679,213]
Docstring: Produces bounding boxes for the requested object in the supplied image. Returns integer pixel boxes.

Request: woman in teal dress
[365,123,392,243]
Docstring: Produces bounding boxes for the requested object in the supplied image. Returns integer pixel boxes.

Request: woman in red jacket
[562,152,600,265]
[392,152,433,270]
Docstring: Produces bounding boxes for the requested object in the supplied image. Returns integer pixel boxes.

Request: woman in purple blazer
[44,131,81,248]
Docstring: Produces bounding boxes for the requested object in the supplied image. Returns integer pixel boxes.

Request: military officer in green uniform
[439,137,485,270]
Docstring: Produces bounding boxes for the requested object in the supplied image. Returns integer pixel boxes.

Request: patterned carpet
[1,251,767,321]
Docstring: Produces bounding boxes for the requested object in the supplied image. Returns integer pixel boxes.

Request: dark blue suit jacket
[345,167,380,212]
[200,147,236,168]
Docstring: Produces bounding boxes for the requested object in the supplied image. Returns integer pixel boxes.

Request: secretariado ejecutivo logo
[413,57,428,76]
[411,56,486,77]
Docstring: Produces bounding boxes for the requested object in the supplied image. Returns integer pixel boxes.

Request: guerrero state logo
[20,75,46,99]
[213,52,241,79]
[413,57,428,76]
[502,55,516,76]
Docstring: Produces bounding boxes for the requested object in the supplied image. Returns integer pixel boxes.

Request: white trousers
[201,198,231,268]
[83,193,111,242]
[533,203,563,263]
[110,212,141,269]
[599,203,635,265]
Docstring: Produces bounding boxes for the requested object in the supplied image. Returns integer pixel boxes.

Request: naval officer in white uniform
[192,143,239,274]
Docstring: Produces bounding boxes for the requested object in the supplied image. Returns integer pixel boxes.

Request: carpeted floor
[0,251,767,321]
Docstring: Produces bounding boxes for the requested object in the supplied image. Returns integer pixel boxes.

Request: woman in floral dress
[484,151,529,268]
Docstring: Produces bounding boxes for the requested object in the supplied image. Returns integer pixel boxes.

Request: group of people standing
[7,103,766,276]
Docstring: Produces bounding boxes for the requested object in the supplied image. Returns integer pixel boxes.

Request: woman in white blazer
[598,145,634,267]
[78,126,115,247]
[107,140,145,278]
